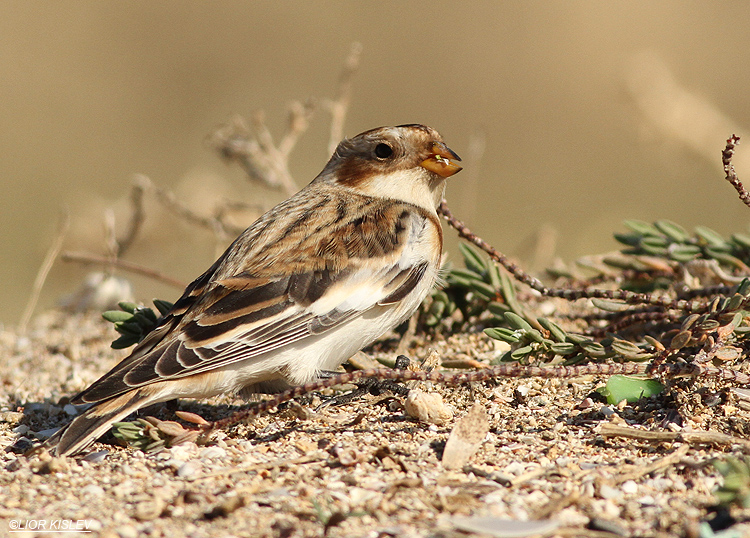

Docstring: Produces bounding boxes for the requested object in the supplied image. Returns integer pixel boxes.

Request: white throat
[354,169,445,212]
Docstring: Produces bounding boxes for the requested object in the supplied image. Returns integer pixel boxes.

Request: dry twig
[325,42,361,156]
[201,360,746,434]
[115,179,146,258]
[438,200,707,311]
[209,42,362,193]
[208,101,314,197]
[61,251,187,289]
[599,423,750,452]
[722,135,750,208]
[135,175,244,241]
[19,212,70,333]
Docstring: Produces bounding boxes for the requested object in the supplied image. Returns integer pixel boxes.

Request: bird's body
[51,124,461,456]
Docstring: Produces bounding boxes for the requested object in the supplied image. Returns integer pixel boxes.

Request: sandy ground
[2,309,750,538]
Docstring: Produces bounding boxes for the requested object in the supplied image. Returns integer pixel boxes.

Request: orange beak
[420,142,462,178]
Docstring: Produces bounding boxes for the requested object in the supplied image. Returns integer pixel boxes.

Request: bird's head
[316,124,462,211]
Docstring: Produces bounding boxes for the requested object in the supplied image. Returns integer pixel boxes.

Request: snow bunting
[51,124,462,456]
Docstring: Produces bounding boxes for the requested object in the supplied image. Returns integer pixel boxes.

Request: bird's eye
[374,143,393,159]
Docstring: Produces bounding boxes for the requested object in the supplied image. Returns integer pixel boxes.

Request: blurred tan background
[3,1,750,326]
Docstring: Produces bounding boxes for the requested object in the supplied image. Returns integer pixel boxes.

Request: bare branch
[116,180,146,258]
[203,360,741,433]
[325,42,362,155]
[599,423,750,451]
[135,174,243,240]
[103,208,118,262]
[278,99,316,159]
[722,135,750,208]
[61,251,187,289]
[438,200,713,311]
[626,51,748,173]
[19,212,70,332]
[207,43,361,196]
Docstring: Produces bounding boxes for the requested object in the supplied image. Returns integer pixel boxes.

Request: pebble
[200,446,226,460]
[0,411,25,423]
[177,461,200,479]
[599,485,622,500]
[117,525,139,538]
[12,424,29,435]
[33,427,61,440]
[81,484,105,496]
[404,390,453,425]
[0,310,743,537]
[118,464,135,476]
[63,404,79,416]
[82,450,109,463]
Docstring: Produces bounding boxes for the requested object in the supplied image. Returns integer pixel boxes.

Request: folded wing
[73,194,438,405]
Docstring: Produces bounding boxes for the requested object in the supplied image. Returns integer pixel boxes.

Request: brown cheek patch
[334,159,382,188]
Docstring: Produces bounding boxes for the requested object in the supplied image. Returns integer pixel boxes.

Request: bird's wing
[74,194,439,404]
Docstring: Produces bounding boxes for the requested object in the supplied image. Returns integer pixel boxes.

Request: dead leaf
[442,403,489,470]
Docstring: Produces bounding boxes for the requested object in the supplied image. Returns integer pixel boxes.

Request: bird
[50,124,462,456]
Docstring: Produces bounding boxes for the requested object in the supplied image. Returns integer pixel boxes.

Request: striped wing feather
[74,190,434,405]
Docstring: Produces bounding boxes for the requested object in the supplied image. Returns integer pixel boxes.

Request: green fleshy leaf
[695,226,726,247]
[484,327,520,343]
[504,312,533,332]
[459,242,488,276]
[102,310,134,323]
[111,334,140,349]
[549,342,577,355]
[597,375,664,404]
[591,298,631,313]
[117,301,139,313]
[537,317,567,343]
[654,219,690,242]
[153,299,175,316]
[623,220,661,237]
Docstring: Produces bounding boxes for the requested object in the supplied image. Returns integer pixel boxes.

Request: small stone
[12,424,29,435]
[177,461,200,479]
[405,390,453,425]
[200,446,226,460]
[621,480,638,494]
[82,450,109,463]
[5,458,23,472]
[14,336,31,351]
[589,518,628,536]
[205,495,246,519]
[117,524,139,538]
[134,496,165,521]
[81,484,105,496]
[599,484,622,500]
[0,411,24,423]
[33,427,61,440]
[334,445,364,467]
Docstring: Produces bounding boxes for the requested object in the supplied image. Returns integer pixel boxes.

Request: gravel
[1,310,750,537]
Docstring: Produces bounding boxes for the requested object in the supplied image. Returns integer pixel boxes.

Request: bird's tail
[48,389,156,457]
